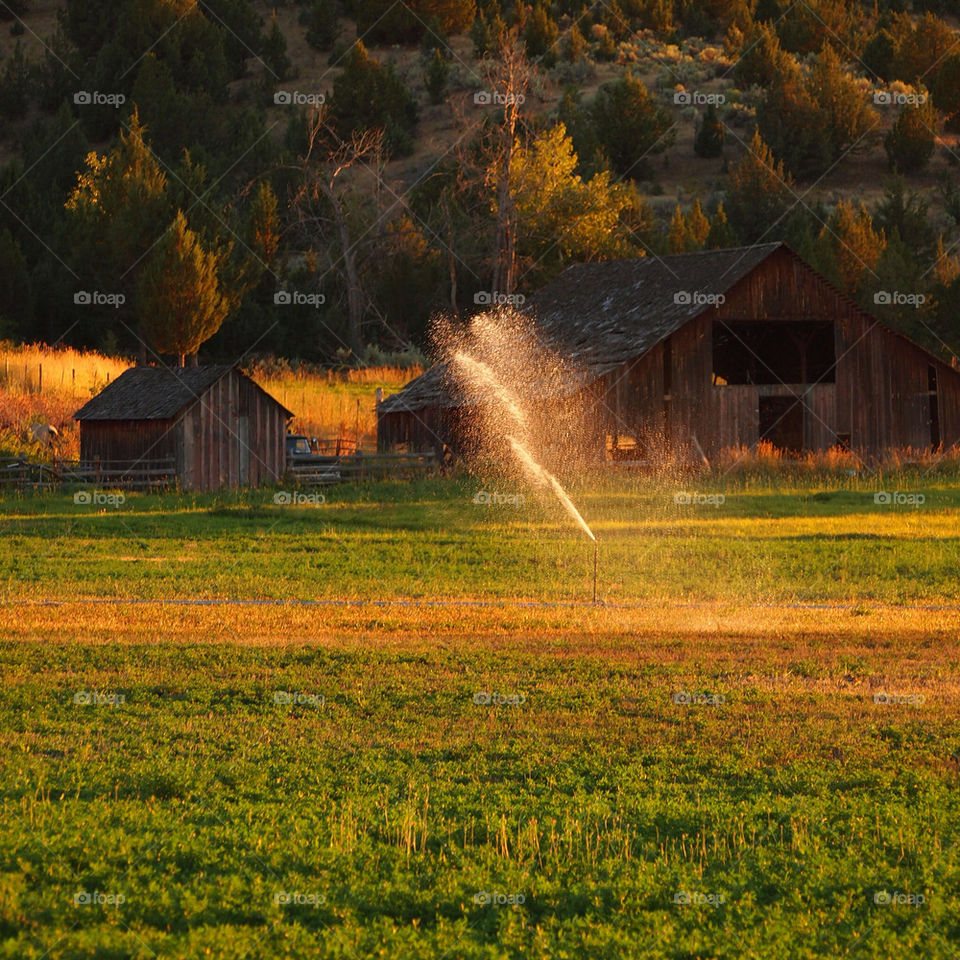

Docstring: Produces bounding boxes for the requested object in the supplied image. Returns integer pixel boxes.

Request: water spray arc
[451,348,600,603]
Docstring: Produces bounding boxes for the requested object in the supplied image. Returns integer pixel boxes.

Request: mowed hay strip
[3,600,959,668]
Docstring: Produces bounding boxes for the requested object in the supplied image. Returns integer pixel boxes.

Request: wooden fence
[1,452,438,492]
[0,458,176,491]
[287,451,438,487]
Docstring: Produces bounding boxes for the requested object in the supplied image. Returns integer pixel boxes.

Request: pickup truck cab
[285,434,340,484]
[285,434,316,461]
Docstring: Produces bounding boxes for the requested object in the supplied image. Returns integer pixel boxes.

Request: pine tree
[425,48,450,104]
[306,0,341,52]
[66,109,170,354]
[694,103,725,158]
[933,234,960,287]
[562,22,588,63]
[523,4,558,59]
[668,199,710,252]
[330,42,418,156]
[686,198,710,248]
[247,181,280,267]
[756,45,872,180]
[262,16,292,81]
[707,202,737,248]
[470,8,504,56]
[668,205,688,253]
[807,45,874,162]
[885,97,936,174]
[137,211,233,367]
[724,130,795,243]
[873,176,933,255]
[355,0,423,45]
[415,0,476,35]
[590,72,675,180]
[733,21,787,89]
[777,0,856,56]
[814,200,885,299]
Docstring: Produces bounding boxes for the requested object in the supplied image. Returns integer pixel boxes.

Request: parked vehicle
[285,434,340,484]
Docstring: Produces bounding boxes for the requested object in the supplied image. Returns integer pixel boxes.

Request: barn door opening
[238,416,250,487]
[929,365,941,450]
[759,397,803,454]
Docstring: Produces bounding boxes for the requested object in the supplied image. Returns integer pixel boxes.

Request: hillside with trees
[1,0,960,365]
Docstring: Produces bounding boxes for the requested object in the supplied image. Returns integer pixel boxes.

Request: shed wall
[78,370,289,490]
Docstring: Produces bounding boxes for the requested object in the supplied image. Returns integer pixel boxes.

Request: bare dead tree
[288,108,386,357]
[483,32,531,297]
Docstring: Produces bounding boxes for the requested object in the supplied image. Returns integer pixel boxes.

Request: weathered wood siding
[79,419,176,464]
[379,247,960,457]
[79,369,289,490]
[377,405,460,456]
[177,370,288,490]
[239,372,287,487]
[600,247,960,457]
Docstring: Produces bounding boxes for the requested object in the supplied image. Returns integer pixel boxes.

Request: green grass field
[1,471,959,958]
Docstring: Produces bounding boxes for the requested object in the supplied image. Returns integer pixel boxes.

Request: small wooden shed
[378,243,960,460]
[74,365,293,490]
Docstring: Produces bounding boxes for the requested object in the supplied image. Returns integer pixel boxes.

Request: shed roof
[74,364,293,421]
[379,242,783,413]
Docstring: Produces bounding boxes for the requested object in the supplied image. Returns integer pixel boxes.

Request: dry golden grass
[5,600,959,656]
[254,365,421,446]
[0,341,131,397]
[0,342,132,458]
[716,439,960,474]
[0,341,420,456]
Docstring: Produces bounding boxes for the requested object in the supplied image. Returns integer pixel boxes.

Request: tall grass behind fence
[0,341,131,397]
[0,343,422,460]
[251,364,422,448]
[0,342,133,459]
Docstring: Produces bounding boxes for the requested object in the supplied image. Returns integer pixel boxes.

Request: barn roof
[74,364,293,421]
[379,242,783,413]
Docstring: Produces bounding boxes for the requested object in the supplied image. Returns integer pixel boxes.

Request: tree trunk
[487,37,526,297]
[444,198,457,313]
[323,181,364,357]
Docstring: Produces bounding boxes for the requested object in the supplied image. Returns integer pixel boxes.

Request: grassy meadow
[1,470,959,957]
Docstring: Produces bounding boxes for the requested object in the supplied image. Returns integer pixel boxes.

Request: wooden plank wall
[600,248,960,457]
[377,248,960,457]
[80,419,176,464]
[177,371,288,490]
[245,375,287,487]
[79,372,289,490]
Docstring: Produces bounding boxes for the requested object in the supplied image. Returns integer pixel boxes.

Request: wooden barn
[377,243,960,460]
[74,365,293,490]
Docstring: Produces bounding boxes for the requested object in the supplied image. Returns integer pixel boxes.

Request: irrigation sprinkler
[449,337,601,604]
[592,539,599,605]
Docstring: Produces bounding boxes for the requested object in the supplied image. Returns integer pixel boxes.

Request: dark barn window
[713,321,836,385]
